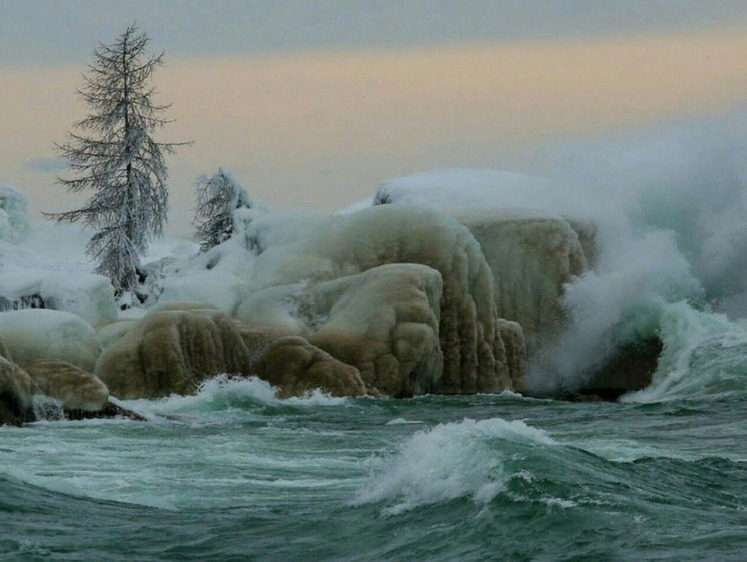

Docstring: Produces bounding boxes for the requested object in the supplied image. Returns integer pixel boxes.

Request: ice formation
[455,208,587,349]
[0,336,35,424]
[23,359,109,412]
[39,273,117,327]
[0,309,100,371]
[238,205,514,393]
[95,306,253,398]
[252,336,368,398]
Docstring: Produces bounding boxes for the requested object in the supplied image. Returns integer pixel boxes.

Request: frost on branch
[46,23,185,299]
[192,168,259,253]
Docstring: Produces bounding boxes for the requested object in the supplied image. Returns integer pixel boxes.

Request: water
[2,366,745,560]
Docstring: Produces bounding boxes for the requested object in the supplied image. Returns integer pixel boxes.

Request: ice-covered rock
[252,336,367,398]
[95,306,253,399]
[370,170,593,350]
[455,209,587,349]
[23,359,109,412]
[0,337,36,425]
[307,264,443,397]
[239,264,444,396]
[0,309,100,371]
[0,184,31,244]
[498,319,526,391]
[238,205,513,394]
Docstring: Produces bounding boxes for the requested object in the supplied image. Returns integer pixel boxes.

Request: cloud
[23,156,66,173]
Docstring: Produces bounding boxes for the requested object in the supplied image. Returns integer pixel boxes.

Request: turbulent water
[2,311,745,562]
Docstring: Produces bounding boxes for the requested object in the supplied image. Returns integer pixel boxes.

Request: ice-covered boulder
[252,336,368,398]
[307,264,443,397]
[0,309,100,371]
[370,170,593,350]
[238,205,513,394]
[97,319,138,350]
[239,264,444,396]
[455,209,587,349]
[24,359,109,412]
[95,307,253,399]
[0,184,31,244]
[0,337,36,425]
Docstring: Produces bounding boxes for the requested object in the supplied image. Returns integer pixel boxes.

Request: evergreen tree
[47,23,183,296]
[192,168,254,252]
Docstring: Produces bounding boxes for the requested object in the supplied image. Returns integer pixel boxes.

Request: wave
[353,417,561,514]
[623,302,747,403]
[122,374,351,417]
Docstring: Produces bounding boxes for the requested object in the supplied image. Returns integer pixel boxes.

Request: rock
[455,209,587,351]
[306,264,443,397]
[95,307,252,399]
[0,309,100,371]
[23,359,109,412]
[239,205,513,394]
[252,336,367,398]
[0,339,35,425]
[498,319,526,391]
[580,338,663,400]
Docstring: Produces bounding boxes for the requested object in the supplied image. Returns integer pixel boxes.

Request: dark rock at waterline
[580,338,663,401]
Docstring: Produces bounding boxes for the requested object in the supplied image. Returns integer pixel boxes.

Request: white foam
[354,417,555,514]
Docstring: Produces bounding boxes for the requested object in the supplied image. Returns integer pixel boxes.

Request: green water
[1,376,745,561]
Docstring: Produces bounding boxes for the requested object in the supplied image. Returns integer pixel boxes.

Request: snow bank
[0,309,100,371]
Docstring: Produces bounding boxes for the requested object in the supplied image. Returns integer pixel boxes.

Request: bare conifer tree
[192,168,254,252]
[47,23,184,297]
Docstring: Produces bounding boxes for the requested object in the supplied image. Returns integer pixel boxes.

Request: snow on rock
[0,185,31,244]
[0,310,100,371]
[40,273,117,327]
[373,169,555,210]
[252,335,368,398]
[238,205,514,394]
[95,306,253,399]
[23,359,109,412]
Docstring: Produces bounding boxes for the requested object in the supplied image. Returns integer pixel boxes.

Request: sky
[1,1,746,235]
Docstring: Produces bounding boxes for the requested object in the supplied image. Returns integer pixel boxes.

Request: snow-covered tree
[47,23,184,297]
[192,168,255,252]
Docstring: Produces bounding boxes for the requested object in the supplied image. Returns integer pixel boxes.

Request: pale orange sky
[1,27,746,234]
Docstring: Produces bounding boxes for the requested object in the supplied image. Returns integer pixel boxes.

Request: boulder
[23,359,109,412]
[0,338,35,425]
[239,205,513,394]
[579,337,663,400]
[95,307,252,399]
[252,336,368,398]
[455,209,587,351]
[0,309,100,371]
[307,264,443,397]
